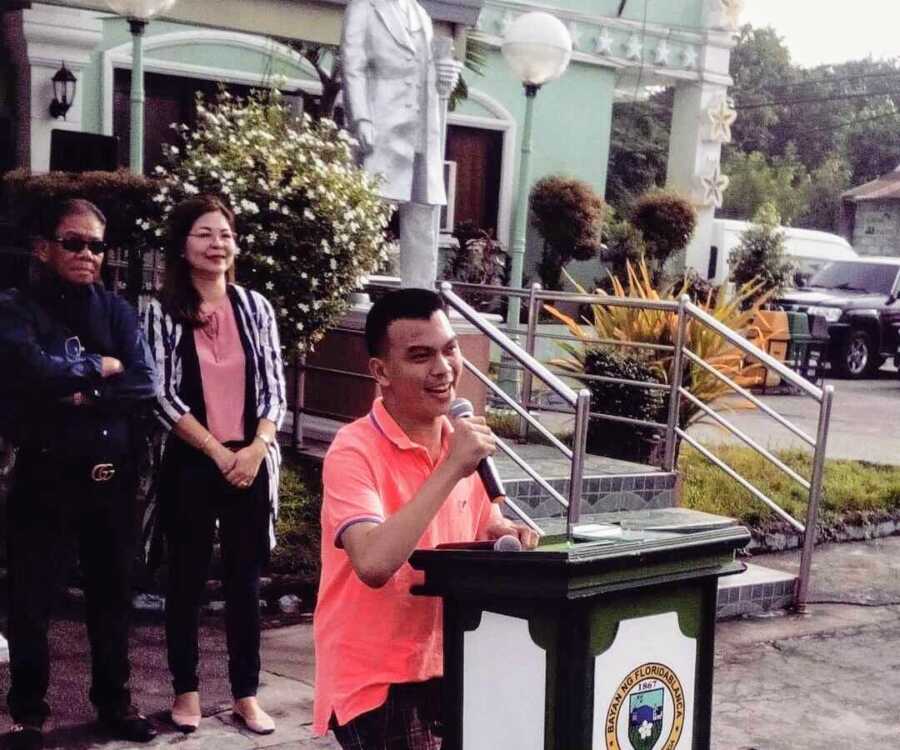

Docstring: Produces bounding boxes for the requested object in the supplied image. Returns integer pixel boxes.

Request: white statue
[341,0,462,289]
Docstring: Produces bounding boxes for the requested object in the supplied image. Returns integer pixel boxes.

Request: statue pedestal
[298,297,492,439]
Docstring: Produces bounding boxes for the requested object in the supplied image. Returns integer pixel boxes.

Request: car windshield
[806,261,900,295]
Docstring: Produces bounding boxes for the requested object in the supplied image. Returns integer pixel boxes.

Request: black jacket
[0,275,157,464]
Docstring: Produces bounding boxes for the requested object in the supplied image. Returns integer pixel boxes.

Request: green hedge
[270,456,323,595]
[3,169,160,250]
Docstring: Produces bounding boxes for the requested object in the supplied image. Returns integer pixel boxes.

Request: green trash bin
[786,311,826,385]
[410,509,750,750]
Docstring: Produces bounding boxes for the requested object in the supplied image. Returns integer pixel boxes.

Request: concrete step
[495,443,678,518]
[287,414,679,518]
[716,562,797,620]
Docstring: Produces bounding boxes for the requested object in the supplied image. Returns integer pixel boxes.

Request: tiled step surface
[494,443,678,518]
[716,563,797,619]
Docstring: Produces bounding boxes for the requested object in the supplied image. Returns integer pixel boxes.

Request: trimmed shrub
[3,169,159,251]
[597,210,646,293]
[728,202,794,304]
[630,190,696,282]
[581,348,666,463]
[530,175,605,290]
[3,169,161,297]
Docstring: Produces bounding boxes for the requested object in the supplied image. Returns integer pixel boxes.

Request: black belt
[17,447,127,484]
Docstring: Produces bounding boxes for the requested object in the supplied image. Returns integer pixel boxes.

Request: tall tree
[605,90,672,211]
[728,25,795,156]
[720,147,810,224]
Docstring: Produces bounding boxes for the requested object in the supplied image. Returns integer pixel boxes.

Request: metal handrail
[440,283,591,539]
[299,278,833,610]
[462,359,573,459]
[685,300,824,400]
[675,429,806,533]
[682,348,817,447]
[441,285,579,407]
[439,281,833,612]
[679,388,811,491]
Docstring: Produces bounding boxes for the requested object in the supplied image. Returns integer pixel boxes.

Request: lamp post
[105,0,177,174]
[499,12,572,395]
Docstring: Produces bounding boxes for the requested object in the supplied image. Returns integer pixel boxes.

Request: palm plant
[544,258,768,433]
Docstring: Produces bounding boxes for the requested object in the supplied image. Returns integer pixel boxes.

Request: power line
[742,69,900,94]
[734,88,900,110]
[799,108,900,135]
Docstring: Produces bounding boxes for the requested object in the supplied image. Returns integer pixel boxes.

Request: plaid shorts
[330,679,443,750]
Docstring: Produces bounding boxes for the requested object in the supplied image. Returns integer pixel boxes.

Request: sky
[741,0,900,68]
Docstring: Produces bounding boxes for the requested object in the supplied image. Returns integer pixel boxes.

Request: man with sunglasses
[0,198,158,750]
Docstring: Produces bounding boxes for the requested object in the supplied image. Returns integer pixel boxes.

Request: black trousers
[161,444,270,700]
[6,450,138,727]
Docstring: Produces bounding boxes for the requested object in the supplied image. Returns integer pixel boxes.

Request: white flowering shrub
[145,89,394,355]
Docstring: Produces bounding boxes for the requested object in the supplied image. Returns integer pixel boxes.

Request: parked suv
[776,257,900,378]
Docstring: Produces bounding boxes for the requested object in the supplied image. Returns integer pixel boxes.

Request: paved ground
[688,367,900,465]
[2,537,900,748]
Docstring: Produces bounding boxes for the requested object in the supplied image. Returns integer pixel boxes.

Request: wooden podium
[410,519,749,750]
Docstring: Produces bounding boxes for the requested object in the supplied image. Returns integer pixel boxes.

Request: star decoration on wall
[707,96,737,142]
[719,0,745,29]
[625,34,643,61]
[594,27,614,56]
[654,40,671,66]
[682,46,698,69]
[497,11,514,37]
[568,22,581,51]
[699,163,730,207]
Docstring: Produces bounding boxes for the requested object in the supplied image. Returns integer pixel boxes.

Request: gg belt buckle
[91,463,116,482]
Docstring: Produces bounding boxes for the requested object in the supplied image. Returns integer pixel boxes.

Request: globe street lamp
[105,0,177,174]
[500,12,572,394]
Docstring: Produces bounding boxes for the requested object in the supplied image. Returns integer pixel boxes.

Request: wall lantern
[49,63,77,119]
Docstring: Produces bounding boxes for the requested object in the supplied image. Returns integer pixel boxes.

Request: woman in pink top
[143,197,286,736]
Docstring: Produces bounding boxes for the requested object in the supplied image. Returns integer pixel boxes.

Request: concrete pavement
[688,369,900,465]
[3,537,900,748]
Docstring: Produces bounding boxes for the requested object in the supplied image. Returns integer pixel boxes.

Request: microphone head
[492,534,523,552]
[449,398,474,420]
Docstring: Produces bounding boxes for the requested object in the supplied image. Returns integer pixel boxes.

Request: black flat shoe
[4,725,43,750]
[100,709,157,743]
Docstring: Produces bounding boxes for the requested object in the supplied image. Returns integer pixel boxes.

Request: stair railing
[293,278,833,611]
[445,280,833,612]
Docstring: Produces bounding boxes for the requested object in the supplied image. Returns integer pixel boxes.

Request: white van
[708,218,857,285]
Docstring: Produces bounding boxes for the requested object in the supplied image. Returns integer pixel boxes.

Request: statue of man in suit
[341,0,462,290]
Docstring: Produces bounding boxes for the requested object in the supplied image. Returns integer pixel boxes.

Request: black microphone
[449,398,506,502]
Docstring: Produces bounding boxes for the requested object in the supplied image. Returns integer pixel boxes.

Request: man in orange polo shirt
[313,289,537,749]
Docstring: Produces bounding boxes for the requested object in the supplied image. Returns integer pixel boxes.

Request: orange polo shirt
[312,398,494,735]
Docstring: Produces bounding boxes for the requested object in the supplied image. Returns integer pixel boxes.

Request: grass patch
[270,455,322,593]
[679,444,900,527]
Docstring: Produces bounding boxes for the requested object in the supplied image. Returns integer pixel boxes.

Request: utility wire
[627,0,650,109]
[745,69,900,94]
[797,108,900,135]
[734,88,900,110]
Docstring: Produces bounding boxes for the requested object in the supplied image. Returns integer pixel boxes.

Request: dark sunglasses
[53,236,108,255]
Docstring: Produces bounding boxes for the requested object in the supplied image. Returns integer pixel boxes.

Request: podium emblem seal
[604,662,686,750]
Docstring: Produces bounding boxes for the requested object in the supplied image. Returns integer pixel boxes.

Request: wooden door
[445,125,503,237]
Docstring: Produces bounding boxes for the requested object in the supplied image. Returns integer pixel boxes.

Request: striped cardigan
[143,284,287,546]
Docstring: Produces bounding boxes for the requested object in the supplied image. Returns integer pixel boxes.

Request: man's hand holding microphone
[447,398,539,551]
